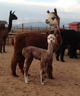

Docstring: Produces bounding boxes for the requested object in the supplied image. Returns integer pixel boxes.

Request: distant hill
[13,21,68,28]
[13,21,48,28]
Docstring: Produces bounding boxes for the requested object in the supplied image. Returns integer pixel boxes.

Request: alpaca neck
[57,28,62,44]
[54,27,62,44]
[8,16,12,32]
[47,43,53,55]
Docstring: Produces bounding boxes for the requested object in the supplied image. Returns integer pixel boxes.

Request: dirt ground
[0,45,80,96]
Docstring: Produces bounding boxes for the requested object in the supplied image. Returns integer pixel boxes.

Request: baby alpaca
[22,34,56,85]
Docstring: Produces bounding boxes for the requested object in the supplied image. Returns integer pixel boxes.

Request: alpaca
[0,10,17,53]
[22,34,56,85]
[11,8,62,79]
[50,29,80,62]
[46,11,80,61]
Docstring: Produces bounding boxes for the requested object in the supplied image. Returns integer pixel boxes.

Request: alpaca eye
[52,17,55,20]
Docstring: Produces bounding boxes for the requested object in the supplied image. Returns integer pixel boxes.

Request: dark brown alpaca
[11,8,61,79]
[0,11,17,53]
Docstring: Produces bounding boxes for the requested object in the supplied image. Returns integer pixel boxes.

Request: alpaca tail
[11,37,14,46]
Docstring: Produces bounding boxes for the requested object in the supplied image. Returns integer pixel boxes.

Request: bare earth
[0,45,80,96]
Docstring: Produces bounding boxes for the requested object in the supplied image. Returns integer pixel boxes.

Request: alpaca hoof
[56,56,59,61]
[74,56,78,59]
[44,81,46,83]
[45,75,47,78]
[0,51,2,53]
[4,51,7,53]
[70,56,73,58]
[12,73,19,77]
[15,75,19,77]
[25,81,29,84]
[75,57,79,59]
[25,79,29,84]
[28,74,31,76]
[41,82,45,85]
[61,59,65,62]
[49,76,55,79]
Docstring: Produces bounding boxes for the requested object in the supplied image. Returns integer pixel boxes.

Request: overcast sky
[0,0,80,25]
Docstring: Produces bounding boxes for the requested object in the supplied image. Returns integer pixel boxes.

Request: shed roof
[68,22,80,25]
[0,20,7,24]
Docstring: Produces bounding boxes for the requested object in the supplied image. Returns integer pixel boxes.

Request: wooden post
[38,27,40,33]
[62,25,65,29]
[16,26,18,32]
[7,35,9,45]
[22,23,24,32]
[46,26,48,32]
[30,26,33,32]
[14,27,15,30]
[49,26,51,30]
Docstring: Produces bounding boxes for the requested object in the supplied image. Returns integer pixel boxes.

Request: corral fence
[6,24,80,45]
[6,24,54,45]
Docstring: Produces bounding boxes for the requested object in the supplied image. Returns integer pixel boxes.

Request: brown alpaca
[0,10,17,53]
[11,8,61,79]
[22,34,56,85]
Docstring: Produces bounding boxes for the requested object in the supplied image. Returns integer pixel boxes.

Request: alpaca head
[9,10,18,20]
[47,34,56,44]
[45,8,60,28]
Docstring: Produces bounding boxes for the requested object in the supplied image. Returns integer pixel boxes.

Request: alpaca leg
[3,43,5,53]
[69,44,77,59]
[18,54,25,75]
[67,45,70,55]
[24,62,29,84]
[56,46,61,61]
[60,44,66,62]
[40,69,46,85]
[44,63,48,83]
[11,52,19,77]
[0,43,2,53]
[73,49,77,58]
[24,59,32,84]
[40,63,47,85]
[68,45,73,58]
[61,50,65,62]
[72,44,77,58]
[47,58,54,79]
[18,55,31,76]
[2,38,6,53]
[0,35,2,53]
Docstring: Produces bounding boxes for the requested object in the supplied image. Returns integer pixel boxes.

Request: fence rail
[6,24,80,45]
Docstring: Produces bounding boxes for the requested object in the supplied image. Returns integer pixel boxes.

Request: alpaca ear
[47,10,50,13]
[54,8,57,15]
[10,10,12,14]
[13,11,15,14]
